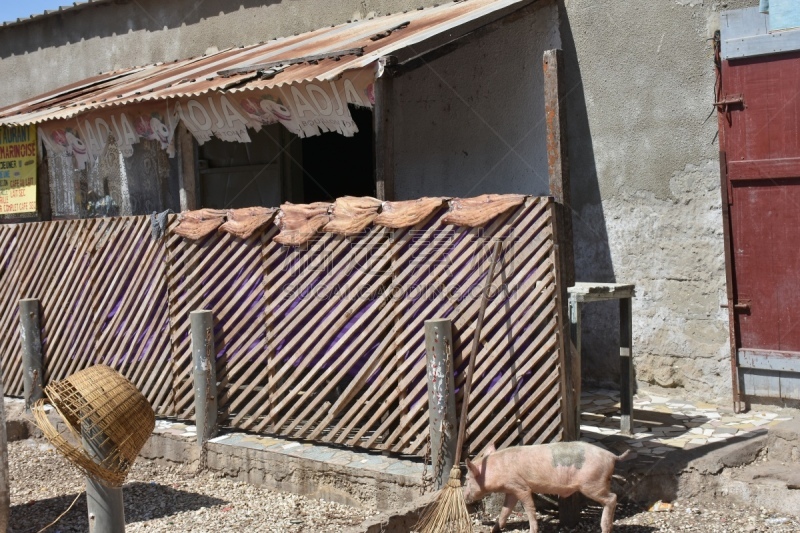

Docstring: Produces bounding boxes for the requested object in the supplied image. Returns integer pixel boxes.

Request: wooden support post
[191,310,218,444]
[178,125,198,211]
[568,298,583,430]
[544,48,574,286]
[82,420,125,533]
[19,298,43,411]
[0,365,9,533]
[374,63,395,201]
[619,297,634,436]
[545,48,581,529]
[37,144,52,221]
[424,318,457,490]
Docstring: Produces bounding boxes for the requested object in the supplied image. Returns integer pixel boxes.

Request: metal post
[19,298,43,411]
[424,318,457,490]
[619,297,634,435]
[82,419,125,533]
[191,310,218,444]
[0,365,9,533]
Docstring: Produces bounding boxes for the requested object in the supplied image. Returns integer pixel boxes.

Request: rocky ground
[7,438,373,533]
[470,498,799,532]
[7,436,799,532]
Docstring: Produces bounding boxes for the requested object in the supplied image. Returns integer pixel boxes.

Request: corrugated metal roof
[1,0,111,28]
[0,0,535,127]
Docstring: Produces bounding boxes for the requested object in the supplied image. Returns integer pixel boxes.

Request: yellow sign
[0,125,37,214]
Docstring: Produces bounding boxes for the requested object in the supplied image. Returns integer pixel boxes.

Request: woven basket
[32,364,155,487]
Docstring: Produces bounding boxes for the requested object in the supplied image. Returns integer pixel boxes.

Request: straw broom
[417,240,504,533]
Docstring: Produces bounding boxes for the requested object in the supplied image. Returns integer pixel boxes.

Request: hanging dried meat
[172,209,227,240]
[273,202,332,246]
[374,197,446,228]
[219,207,277,239]
[322,196,383,235]
[442,194,526,227]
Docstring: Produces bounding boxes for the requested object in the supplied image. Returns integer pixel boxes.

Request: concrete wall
[0,0,441,108]
[393,0,560,198]
[559,0,758,401]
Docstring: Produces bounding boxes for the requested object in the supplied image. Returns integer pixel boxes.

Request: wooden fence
[0,196,568,456]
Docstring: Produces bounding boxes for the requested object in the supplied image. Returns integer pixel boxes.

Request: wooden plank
[544,48,574,288]
[739,349,800,373]
[728,157,800,180]
[550,202,578,442]
[374,73,394,201]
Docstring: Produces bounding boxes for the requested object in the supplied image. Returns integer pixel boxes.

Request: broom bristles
[415,466,473,533]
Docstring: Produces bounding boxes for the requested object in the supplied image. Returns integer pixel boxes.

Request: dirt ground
[7,435,799,532]
[471,497,799,532]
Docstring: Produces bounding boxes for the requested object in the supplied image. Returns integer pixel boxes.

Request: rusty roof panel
[0,0,535,127]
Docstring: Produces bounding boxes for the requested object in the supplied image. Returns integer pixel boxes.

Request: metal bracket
[715,94,745,126]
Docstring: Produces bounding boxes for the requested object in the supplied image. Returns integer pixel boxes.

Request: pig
[463,441,632,533]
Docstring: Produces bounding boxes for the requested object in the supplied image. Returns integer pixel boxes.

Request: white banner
[39,67,377,169]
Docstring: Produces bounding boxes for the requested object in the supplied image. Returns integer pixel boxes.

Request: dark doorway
[198,125,290,209]
[300,106,375,202]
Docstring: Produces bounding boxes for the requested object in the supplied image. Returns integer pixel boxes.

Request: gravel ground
[8,438,373,533]
[8,436,799,532]
[470,498,800,532]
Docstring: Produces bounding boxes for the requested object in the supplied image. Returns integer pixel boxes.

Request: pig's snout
[462,479,483,503]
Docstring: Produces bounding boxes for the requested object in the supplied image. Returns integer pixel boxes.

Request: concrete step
[615,418,800,517]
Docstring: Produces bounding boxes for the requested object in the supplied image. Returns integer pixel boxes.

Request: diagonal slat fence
[0,196,568,457]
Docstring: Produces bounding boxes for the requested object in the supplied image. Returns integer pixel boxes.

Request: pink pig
[463,441,632,533]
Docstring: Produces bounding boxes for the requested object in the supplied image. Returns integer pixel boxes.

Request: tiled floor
[579,389,792,460]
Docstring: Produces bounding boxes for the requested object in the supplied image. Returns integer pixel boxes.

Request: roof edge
[1,0,113,29]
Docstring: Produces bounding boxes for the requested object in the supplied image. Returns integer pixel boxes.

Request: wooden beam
[545,48,581,530]
[544,48,574,286]
[177,125,198,211]
[719,150,742,411]
[373,72,395,201]
[36,143,52,221]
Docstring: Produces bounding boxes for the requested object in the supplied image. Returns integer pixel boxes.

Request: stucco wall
[0,0,442,108]
[0,0,759,402]
[392,0,560,198]
[560,0,759,401]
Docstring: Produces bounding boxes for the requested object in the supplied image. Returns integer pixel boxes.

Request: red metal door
[720,49,800,402]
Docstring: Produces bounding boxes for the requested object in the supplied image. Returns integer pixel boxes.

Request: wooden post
[191,310,218,444]
[424,318,457,490]
[568,297,583,431]
[374,61,395,201]
[177,125,198,211]
[619,297,634,435]
[19,298,43,411]
[82,420,125,532]
[0,365,9,533]
[37,144,52,221]
[544,48,574,286]
[545,48,581,529]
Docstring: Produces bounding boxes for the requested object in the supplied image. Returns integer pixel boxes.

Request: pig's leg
[515,491,539,533]
[491,492,518,533]
[582,486,617,533]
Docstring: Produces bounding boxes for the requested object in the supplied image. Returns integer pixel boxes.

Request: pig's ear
[466,459,480,476]
[486,443,496,455]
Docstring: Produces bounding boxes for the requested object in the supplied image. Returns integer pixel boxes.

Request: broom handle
[454,239,503,465]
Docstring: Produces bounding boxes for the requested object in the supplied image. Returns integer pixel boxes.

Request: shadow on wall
[558,3,620,390]
[1,0,284,58]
